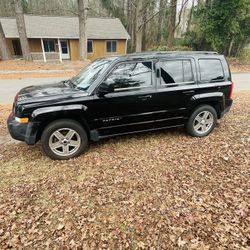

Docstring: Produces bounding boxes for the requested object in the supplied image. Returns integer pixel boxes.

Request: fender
[31,104,88,121]
[24,105,89,144]
[188,92,225,116]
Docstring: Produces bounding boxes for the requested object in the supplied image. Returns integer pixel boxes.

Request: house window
[87,40,93,53]
[43,39,55,52]
[106,40,117,53]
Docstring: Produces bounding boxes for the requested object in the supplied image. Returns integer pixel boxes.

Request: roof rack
[129,51,218,56]
[155,51,218,54]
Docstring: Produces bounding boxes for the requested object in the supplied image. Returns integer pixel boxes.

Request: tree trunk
[186,0,195,33]
[141,6,147,51]
[135,0,143,52]
[228,38,234,57]
[157,0,165,43]
[78,0,88,60]
[0,21,10,60]
[167,0,177,48]
[14,0,32,61]
[131,5,137,52]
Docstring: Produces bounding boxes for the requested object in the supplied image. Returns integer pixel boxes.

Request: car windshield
[70,58,114,91]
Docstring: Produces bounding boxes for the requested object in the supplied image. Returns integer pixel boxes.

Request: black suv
[8,52,233,160]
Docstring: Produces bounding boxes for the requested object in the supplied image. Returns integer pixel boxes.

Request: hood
[17,81,82,103]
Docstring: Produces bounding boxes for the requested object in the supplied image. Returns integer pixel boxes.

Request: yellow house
[0,15,130,62]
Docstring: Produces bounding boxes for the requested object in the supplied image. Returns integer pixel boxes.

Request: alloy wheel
[49,128,81,157]
[193,111,214,135]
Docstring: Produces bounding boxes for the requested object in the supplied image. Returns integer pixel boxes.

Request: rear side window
[199,59,224,82]
[160,60,193,85]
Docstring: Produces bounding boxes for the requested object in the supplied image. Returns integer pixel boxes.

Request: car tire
[41,119,88,160]
[186,105,217,137]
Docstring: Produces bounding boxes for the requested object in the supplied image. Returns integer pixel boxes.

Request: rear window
[199,59,224,82]
[160,60,194,85]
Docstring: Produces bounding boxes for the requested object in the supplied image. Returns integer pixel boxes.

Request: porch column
[40,38,46,62]
[58,38,62,62]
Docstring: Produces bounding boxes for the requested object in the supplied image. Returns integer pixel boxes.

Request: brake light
[230,81,234,98]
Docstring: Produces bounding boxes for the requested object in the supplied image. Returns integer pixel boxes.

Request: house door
[60,40,70,59]
[12,40,22,56]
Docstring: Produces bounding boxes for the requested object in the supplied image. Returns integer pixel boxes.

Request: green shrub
[149,45,192,52]
[240,47,250,64]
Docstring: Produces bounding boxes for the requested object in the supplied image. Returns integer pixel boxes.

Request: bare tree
[135,0,143,52]
[0,21,10,60]
[78,0,88,60]
[157,0,165,43]
[141,6,148,51]
[175,0,189,31]
[135,0,160,52]
[14,0,32,61]
[167,0,177,48]
[187,0,195,33]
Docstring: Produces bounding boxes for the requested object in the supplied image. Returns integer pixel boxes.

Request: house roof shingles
[0,15,130,40]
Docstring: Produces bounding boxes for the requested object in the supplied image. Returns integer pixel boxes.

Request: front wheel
[41,119,88,160]
[186,105,217,137]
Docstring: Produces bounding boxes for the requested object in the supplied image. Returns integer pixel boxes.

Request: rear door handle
[138,95,152,100]
[182,90,195,94]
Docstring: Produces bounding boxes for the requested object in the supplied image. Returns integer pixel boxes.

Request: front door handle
[182,90,195,94]
[138,95,152,100]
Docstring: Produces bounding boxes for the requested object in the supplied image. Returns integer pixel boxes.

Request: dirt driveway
[0,91,249,249]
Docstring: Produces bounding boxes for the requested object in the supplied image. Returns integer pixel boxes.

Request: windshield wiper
[76,85,87,91]
[63,79,75,88]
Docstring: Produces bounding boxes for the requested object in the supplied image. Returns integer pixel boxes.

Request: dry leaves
[0,92,249,249]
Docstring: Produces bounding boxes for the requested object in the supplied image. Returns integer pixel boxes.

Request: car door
[152,58,198,128]
[86,60,159,137]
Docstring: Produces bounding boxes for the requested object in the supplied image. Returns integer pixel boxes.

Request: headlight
[15,117,29,123]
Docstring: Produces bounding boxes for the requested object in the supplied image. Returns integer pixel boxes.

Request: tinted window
[105,61,152,91]
[107,40,117,53]
[199,59,224,82]
[183,60,193,82]
[160,60,193,85]
[87,40,93,53]
[43,39,55,52]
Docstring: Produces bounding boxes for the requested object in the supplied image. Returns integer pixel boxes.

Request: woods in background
[0,0,249,60]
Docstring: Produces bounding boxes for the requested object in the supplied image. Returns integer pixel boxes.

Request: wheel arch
[188,93,225,119]
[31,105,90,142]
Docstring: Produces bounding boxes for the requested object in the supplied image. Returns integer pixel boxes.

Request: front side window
[160,60,193,85]
[106,40,117,53]
[87,40,93,53]
[199,59,224,82]
[104,61,153,91]
[43,39,55,52]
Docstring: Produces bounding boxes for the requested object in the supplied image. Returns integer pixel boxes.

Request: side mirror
[97,82,114,97]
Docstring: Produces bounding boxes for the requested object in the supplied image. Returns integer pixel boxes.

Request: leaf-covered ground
[0,92,249,249]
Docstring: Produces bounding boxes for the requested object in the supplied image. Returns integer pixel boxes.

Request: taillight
[230,81,234,98]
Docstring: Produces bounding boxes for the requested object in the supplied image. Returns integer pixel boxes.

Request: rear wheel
[186,105,217,137]
[41,119,88,160]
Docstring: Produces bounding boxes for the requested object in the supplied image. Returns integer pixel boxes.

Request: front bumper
[7,113,38,145]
